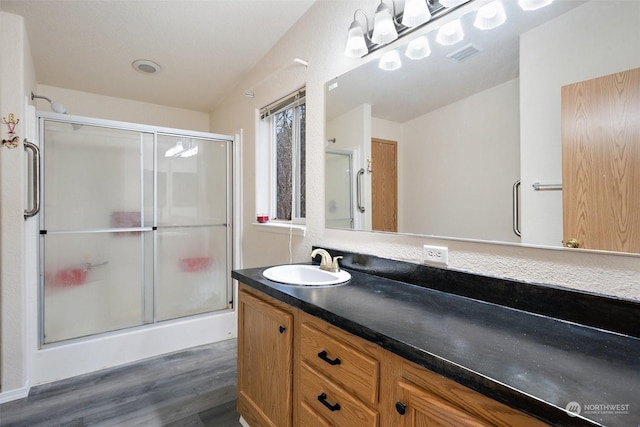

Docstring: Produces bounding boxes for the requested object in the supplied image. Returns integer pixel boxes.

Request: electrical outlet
[423,245,448,266]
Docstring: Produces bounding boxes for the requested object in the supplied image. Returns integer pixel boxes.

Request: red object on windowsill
[257,214,269,223]
[179,257,212,272]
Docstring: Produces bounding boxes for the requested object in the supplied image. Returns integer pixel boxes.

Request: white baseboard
[0,386,29,404]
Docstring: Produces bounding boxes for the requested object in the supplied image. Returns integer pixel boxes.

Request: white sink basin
[262,264,351,286]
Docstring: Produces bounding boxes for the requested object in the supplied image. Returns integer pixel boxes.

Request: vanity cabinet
[237,285,294,427]
[295,311,382,426]
[392,361,546,427]
[238,284,545,427]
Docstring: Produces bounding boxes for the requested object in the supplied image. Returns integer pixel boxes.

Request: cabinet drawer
[300,321,379,404]
[300,362,378,427]
[299,400,332,427]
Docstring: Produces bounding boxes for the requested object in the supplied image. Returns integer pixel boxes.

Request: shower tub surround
[232,249,640,427]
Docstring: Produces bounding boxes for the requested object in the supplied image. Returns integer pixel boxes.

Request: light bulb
[371,1,398,45]
[379,50,402,71]
[402,0,431,28]
[345,20,368,57]
[405,36,431,60]
[474,0,506,30]
[436,19,464,45]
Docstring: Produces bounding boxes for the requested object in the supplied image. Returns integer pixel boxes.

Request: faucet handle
[330,256,343,272]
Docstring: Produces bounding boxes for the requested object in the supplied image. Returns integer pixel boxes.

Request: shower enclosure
[325,150,356,229]
[35,113,233,345]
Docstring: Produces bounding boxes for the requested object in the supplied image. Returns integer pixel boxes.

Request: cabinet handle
[395,402,407,415]
[317,350,341,366]
[317,393,341,412]
[279,325,286,334]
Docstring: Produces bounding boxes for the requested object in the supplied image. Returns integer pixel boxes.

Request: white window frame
[256,88,306,227]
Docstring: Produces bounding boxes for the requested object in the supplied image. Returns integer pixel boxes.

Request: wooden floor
[0,338,240,427]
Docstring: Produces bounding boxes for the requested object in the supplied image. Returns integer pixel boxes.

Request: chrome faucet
[311,248,343,273]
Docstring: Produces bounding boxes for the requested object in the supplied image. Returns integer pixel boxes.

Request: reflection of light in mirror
[518,0,554,11]
[474,0,507,30]
[344,10,369,58]
[379,50,402,71]
[372,0,398,45]
[402,0,432,28]
[406,36,431,60]
[436,19,464,45]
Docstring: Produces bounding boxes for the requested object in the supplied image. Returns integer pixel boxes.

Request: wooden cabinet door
[397,380,488,427]
[238,289,293,427]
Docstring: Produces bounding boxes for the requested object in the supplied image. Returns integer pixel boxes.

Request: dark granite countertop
[233,263,640,427]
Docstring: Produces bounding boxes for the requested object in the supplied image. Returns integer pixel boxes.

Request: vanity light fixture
[345,0,553,60]
[379,49,402,71]
[474,0,506,30]
[371,0,398,45]
[405,35,431,60]
[436,19,464,45]
[345,10,370,57]
[518,0,554,11]
[402,0,432,28]
[344,0,471,58]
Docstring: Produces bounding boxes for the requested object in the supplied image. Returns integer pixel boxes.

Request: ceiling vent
[447,44,482,63]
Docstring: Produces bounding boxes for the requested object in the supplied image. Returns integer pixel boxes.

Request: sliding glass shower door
[39,117,232,344]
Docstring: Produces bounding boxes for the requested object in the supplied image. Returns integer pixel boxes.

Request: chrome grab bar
[356,168,365,213]
[24,139,41,219]
[532,181,562,191]
[512,179,521,237]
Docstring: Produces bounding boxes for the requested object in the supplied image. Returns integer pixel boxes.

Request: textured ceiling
[0,0,316,112]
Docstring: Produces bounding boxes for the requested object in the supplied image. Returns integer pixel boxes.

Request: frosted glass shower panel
[42,231,153,343]
[155,226,228,321]
[325,152,354,229]
[157,135,229,226]
[42,121,154,231]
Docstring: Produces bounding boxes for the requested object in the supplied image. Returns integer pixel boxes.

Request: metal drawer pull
[317,350,341,366]
[317,393,341,412]
[279,325,286,334]
[395,402,407,415]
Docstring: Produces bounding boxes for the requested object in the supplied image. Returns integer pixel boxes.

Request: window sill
[251,222,306,237]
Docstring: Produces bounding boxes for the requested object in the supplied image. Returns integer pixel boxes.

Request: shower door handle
[24,139,41,219]
[512,179,521,237]
[356,168,365,213]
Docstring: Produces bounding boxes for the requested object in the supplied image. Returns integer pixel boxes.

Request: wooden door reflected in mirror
[562,67,640,253]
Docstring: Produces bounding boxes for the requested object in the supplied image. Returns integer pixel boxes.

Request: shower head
[31,92,67,114]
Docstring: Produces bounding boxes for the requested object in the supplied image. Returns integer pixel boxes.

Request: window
[257,88,306,223]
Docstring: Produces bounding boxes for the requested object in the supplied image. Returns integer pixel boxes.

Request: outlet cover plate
[423,245,449,266]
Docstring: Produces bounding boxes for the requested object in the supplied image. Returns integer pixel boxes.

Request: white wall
[0,10,34,398]
[33,85,210,131]
[400,78,520,242]
[211,0,639,300]
[520,0,640,246]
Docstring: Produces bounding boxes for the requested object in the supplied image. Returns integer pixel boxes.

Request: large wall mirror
[325,0,640,255]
